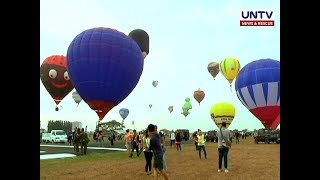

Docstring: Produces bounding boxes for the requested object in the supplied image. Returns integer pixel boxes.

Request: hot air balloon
[72,91,82,106]
[168,106,173,113]
[193,88,205,105]
[149,104,152,108]
[207,62,220,80]
[40,55,74,110]
[210,102,236,128]
[183,101,192,110]
[235,59,280,129]
[152,81,158,87]
[220,58,241,91]
[128,29,149,59]
[185,97,190,102]
[119,108,129,124]
[181,107,190,117]
[67,27,144,120]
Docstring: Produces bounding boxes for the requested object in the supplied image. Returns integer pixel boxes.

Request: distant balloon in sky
[149,104,152,108]
[183,101,192,110]
[40,55,74,108]
[181,107,190,118]
[168,106,173,113]
[67,27,144,120]
[185,97,190,102]
[220,58,241,90]
[72,91,82,106]
[152,81,158,87]
[207,62,220,80]
[210,102,236,128]
[235,58,280,129]
[119,108,129,120]
[128,29,149,59]
[193,88,205,105]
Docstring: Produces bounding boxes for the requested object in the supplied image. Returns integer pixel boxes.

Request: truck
[205,130,218,142]
[41,130,68,143]
[175,129,190,141]
[254,128,280,144]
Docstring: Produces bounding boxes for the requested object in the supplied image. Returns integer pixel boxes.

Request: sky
[40,0,280,132]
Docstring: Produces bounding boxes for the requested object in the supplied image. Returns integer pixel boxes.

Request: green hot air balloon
[183,101,192,110]
[181,107,190,117]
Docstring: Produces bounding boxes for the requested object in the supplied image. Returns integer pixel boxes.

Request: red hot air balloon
[193,88,205,105]
[40,55,74,107]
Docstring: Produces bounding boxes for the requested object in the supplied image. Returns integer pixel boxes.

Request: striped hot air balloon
[220,58,241,91]
[235,59,280,129]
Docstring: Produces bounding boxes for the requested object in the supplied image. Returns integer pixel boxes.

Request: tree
[48,120,72,132]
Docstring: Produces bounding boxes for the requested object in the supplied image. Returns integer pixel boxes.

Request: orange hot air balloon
[207,62,220,80]
[193,88,205,105]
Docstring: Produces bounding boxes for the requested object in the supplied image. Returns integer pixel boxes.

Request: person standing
[155,126,168,171]
[175,132,182,151]
[193,131,198,150]
[80,128,90,155]
[197,130,207,159]
[142,130,153,175]
[235,131,240,144]
[125,129,133,157]
[130,130,140,157]
[170,130,175,148]
[217,122,232,173]
[148,124,170,180]
[74,128,81,155]
[98,131,104,147]
[109,130,115,146]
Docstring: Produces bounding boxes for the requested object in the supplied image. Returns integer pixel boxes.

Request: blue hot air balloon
[119,108,129,120]
[235,59,280,129]
[67,27,144,120]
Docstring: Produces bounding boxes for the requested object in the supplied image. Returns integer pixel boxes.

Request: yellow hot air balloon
[210,102,236,128]
[220,58,241,91]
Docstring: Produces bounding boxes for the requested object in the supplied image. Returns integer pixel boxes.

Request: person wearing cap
[217,121,232,173]
[147,124,170,180]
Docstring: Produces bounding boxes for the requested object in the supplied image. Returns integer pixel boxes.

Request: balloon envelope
[67,27,144,120]
[210,102,236,128]
[181,109,190,117]
[168,106,173,113]
[183,101,192,110]
[152,81,158,87]
[235,58,280,129]
[207,62,220,79]
[128,29,149,59]
[72,91,82,105]
[185,97,190,102]
[40,55,74,105]
[220,58,241,84]
[119,108,129,120]
[149,104,152,108]
[193,89,205,105]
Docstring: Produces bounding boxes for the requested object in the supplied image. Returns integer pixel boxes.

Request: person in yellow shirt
[197,130,207,159]
[142,130,153,175]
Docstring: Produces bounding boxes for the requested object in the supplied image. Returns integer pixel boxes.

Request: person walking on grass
[80,128,90,155]
[170,130,175,148]
[130,130,140,157]
[148,124,170,180]
[197,130,207,159]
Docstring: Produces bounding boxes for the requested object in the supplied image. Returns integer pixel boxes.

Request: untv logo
[240,10,275,26]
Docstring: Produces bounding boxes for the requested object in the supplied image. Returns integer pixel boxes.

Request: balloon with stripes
[235,59,280,129]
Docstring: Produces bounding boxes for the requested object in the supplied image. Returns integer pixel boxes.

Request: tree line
[47,120,72,133]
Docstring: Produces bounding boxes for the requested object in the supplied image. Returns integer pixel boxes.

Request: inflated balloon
[185,97,190,102]
[128,29,149,59]
[40,55,74,107]
[210,102,236,128]
[152,81,158,87]
[119,108,129,119]
[271,114,280,129]
[235,59,280,129]
[168,106,173,113]
[181,107,190,117]
[67,27,144,120]
[183,101,192,110]
[220,58,241,90]
[193,88,205,105]
[149,104,152,108]
[72,91,82,106]
[207,62,220,80]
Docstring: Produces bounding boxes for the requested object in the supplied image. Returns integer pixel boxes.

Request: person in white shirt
[170,130,175,148]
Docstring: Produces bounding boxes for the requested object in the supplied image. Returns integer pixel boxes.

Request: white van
[50,130,68,143]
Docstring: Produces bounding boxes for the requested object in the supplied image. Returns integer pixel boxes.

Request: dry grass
[40,137,279,180]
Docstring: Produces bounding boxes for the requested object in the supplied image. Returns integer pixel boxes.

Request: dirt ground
[40,137,279,180]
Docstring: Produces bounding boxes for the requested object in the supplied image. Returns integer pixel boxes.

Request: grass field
[40,137,280,180]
